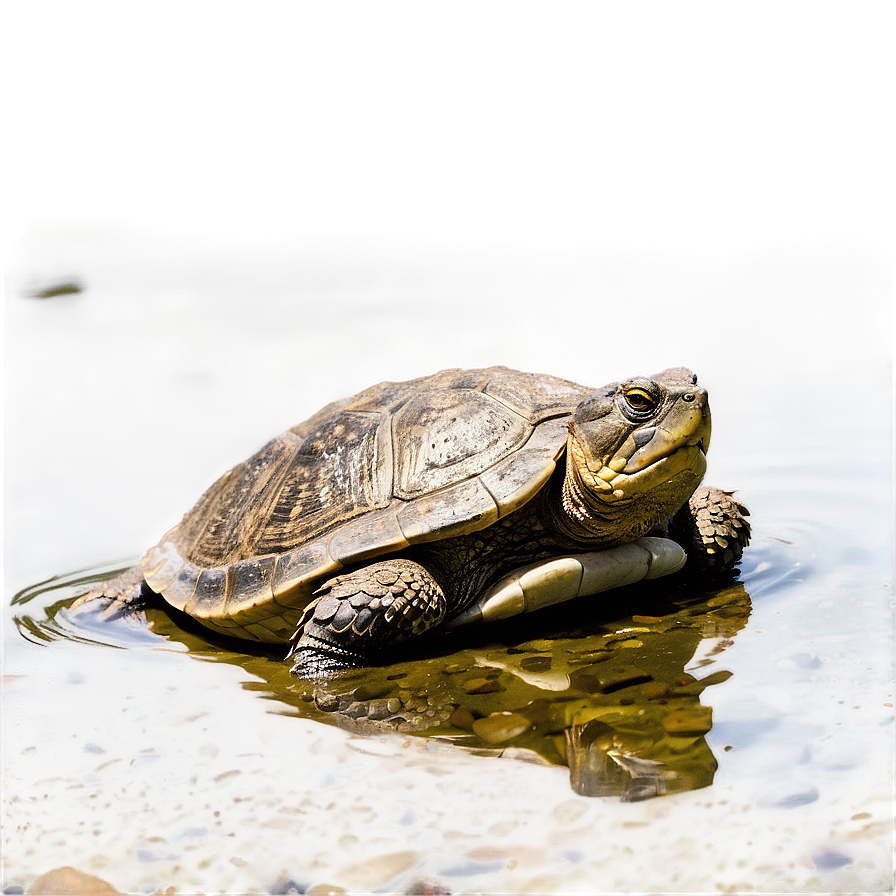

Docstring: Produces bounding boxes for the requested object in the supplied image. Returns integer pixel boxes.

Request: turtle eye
[623,388,656,413]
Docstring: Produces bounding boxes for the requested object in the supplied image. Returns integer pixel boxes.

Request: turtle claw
[69,566,151,620]
[287,635,364,680]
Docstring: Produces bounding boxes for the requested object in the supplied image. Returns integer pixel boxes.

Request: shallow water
[3,234,893,894]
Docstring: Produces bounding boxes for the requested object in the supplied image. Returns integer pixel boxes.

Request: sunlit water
[3,234,893,894]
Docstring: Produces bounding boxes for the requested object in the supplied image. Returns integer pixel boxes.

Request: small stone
[265,874,308,896]
[352,683,391,702]
[365,699,396,721]
[324,849,423,893]
[472,712,532,744]
[307,885,347,895]
[662,707,713,736]
[315,694,340,712]
[27,867,120,895]
[405,878,452,894]
[631,614,662,624]
[16,270,90,307]
[517,639,554,651]
[570,664,651,693]
[699,669,734,688]
[448,707,476,730]
[444,661,473,674]
[640,681,668,699]
[463,677,501,695]
[750,775,821,809]
[809,843,856,874]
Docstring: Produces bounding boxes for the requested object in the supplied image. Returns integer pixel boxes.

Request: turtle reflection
[149,576,751,801]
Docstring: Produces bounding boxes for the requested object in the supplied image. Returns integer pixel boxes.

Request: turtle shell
[141,367,589,643]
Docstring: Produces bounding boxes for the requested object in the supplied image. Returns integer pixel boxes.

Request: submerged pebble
[337,849,421,890]
[662,707,713,736]
[569,663,652,694]
[463,677,501,695]
[472,712,532,744]
[404,878,452,894]
[809,843,856,874]
[448,707,476,730]
[265,874,308,896]
[26,867,120,895]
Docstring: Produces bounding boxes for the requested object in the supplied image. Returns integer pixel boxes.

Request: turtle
[72,365,749,678]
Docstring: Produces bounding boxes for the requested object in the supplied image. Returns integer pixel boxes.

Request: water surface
[4,235,892,894]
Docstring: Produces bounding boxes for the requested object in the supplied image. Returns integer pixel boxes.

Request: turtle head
[562,367,711,541]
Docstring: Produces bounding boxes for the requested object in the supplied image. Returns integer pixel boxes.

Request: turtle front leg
[69,565,154,621]
[288,558,448,679]
[669,486,751,573]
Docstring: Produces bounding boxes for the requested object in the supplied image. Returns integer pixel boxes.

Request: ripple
[11,561,171,651]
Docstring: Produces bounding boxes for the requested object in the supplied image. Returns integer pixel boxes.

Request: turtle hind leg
[669,486,751,574]
[68,565,155,622]
[288,558,448,679]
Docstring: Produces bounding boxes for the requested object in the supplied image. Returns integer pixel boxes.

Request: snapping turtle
[74,366,749,678]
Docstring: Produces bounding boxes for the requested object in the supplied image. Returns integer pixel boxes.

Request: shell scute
[162,563,201,612]
[225,556,276,618]
[258,412,389,554]
[397,477,499,544]
[483,369,588,421]
[271,542,341,607]
[411,367,493,392]
[326,509,410,563]
[186,568,229,618]
[392,389,529,500]
[177,435,299,567]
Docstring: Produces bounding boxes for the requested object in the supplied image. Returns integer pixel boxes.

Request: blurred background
[4,3,892,250]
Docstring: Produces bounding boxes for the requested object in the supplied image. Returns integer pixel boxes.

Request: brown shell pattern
[140,366,590,642]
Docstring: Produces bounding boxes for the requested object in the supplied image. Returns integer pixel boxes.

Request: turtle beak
[620,390,711,474]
